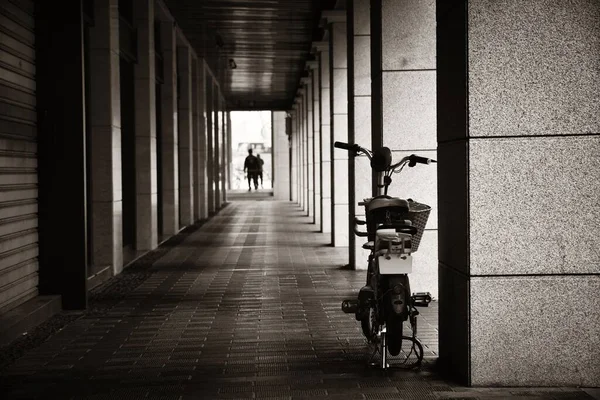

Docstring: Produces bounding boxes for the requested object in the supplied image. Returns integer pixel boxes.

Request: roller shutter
[0,0,38,313]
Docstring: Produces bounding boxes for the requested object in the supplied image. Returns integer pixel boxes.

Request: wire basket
[403,200,431,252]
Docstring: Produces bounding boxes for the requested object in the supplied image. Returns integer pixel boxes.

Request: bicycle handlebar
[411,155,436,165]
[334,141,354,151]
[334,141,372,160]
[390,154,437,169]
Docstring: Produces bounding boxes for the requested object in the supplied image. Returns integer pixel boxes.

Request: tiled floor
[0,199,597,399]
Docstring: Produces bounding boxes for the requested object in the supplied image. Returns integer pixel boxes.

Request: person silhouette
[256,154,265,188]
[243,149,259,190]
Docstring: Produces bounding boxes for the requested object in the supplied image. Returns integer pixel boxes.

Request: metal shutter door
[0,0,38,313]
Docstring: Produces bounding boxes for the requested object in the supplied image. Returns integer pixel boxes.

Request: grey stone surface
[135,135,157,194]
[471,275,600,386]
[333,115,348,148]
[383,70,437,151]
[322,159,332,192]
[321,88,331,125]
[332,68,348,115]
[354,0,370,35]
[438,140,469,275]
[407,230,438,298]
[273,112,290,201]
[354,96,371,146]
[390,150,438,231]
[135,191,158,251]
[91,199,122,271]
[355,156,371,206]
[321,125,331,162]
[469,136,600,275]
[320,50,330,89]
[333,158,349,204]
[353,36,371,96]
[89,126,121,203]
[322,196,332,234]
[333,203,349,247]
[382,0,436,71]
[468,0,600,137]
[332,22,347,69]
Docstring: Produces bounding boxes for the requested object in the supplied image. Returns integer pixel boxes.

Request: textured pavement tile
[0,201,596,400]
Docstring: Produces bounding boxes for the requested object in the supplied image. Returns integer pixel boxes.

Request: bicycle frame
[336,141,435,369]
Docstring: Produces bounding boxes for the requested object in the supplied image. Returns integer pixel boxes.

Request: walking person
[243,149,259,191]
[256,154,265,188]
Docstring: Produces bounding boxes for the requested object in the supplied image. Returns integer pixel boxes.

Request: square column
[290,107,299,203]
[133,0,157,251]
[205,75,215,215]
[88,0,123,276]
[227,111,232,194]
[297,103,302,206]
[308,60,321,231]
[324,11,349,248]
[192,57,207,221]
[303,76,314,219]
[298,89,306,211]
[220,97,227,204]
[213,82,221,209]
[348,0,372,270]
[437,0,600,386]
[158,20,179,236]
[314,41,332,234]
[177,45,194,227]
[36,0,88,309]
[273,111,291,200]
[371,0,438,292]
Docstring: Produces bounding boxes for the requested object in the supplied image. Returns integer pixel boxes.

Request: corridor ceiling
[163,0,338,111]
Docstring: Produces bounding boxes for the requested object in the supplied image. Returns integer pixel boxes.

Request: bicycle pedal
[341,299,359,314]
[411,292,431,307]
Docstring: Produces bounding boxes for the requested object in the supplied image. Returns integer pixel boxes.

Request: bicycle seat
[362,241,374,250]
[366,197,409,214]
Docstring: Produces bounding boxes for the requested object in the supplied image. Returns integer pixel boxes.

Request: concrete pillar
[437,0,600,387]
[290,107,299,203]
[325,11,349,248]
[370,0,438,291]
[192,57,207,221]
[273,111,291,200]
[213,82,221,208]
[298,94,302,205]
[177,45,194,227]
[88,0,123,275]
[158,20,179,236]
[133,0,157,251]
[298,89,306,211]
[227,112,233,193]
[304,75,315,220]
[206,75,215,215]
[220,98,227,204]
[314,41,332,234]
[348,0,372,270]
[298,99,303,207]
[308,60,321,231]
[297,104,302,206]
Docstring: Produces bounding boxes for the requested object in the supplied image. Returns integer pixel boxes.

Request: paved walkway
[0,200,597,399]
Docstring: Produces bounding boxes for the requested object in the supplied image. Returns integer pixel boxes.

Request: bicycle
[335,141,436,369]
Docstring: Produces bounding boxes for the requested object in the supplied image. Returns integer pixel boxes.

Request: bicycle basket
[404,200,431,252]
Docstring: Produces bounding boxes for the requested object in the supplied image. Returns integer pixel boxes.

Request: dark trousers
[247,172,258,189]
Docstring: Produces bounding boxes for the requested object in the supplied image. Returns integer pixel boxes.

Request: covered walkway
[0,199,596,399]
